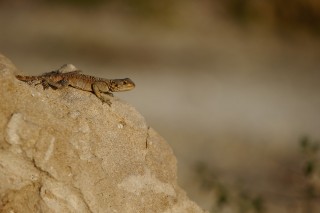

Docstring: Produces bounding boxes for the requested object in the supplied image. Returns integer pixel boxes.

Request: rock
[0,54,205,213]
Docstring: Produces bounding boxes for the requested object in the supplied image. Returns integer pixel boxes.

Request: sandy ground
[1,4,320,212]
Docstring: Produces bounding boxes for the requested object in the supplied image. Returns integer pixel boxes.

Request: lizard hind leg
[46,79,69,89]
[36,80,50,89]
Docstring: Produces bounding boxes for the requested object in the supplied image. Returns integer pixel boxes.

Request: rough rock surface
[0,54,205,213]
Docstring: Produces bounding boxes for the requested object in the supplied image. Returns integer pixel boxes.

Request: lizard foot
[103,100,112,106]
[100,97,112,106]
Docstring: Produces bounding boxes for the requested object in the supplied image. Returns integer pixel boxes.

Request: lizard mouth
[117,84,135,91]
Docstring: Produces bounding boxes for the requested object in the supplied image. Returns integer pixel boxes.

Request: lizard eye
[123,81,127,85]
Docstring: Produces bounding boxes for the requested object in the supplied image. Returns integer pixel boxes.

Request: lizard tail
[16,75,41,81]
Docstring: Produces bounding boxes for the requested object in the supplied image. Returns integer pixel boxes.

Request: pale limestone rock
[0,54,205,213]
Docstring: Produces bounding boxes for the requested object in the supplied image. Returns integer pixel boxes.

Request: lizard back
[60,72,110,92]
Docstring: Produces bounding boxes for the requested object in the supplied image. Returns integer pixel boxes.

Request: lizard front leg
[92,82,112,106]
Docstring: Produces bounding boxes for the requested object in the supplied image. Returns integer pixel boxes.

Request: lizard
[15,64,135,106]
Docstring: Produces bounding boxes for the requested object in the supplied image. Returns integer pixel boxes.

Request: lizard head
[109,78,135,92]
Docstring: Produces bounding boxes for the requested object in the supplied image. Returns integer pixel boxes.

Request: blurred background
[1,0,320,212]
